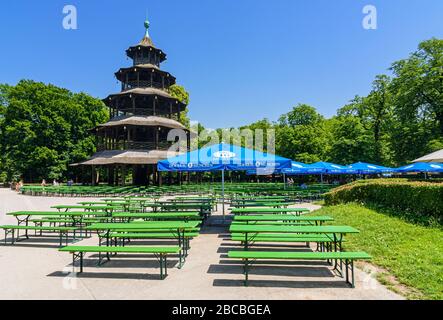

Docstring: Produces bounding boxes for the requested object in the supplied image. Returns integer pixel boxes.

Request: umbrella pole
[283,173,286,190]
[221,169,225,221]
[321,173,323,184]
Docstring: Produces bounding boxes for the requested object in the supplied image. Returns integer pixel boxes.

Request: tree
[239,118,274,151]
[389,38,443,163]
[336,76,394,165]
[276,104,330,163]
[0,84,9,183]
[169,84,190,128]
[0,80,108,182]
[329,114,371,165]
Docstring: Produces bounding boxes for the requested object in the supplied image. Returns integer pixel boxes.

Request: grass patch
[312,203,443,300]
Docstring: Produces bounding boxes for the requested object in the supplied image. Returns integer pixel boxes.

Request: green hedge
[324,179,443,223]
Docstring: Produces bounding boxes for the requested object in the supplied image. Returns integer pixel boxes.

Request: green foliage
[389,38,443,164]
[0,80,108,182]
[239,118,274,152]
[324,179,443,224]
[275,104,331,163]
[169,84,190,127]
[312,204,443,300]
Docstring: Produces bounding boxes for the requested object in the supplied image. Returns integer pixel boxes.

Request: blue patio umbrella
[281,161,310,175]
[347,162,394,175]
[246,168,281,175]
[310,162,358,174]
[158,143,292,217]
[306,162,358,183]
[396,162,443,173]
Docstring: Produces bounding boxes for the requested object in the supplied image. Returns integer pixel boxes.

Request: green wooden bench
[109,231,200,254]
[230,234,340,244]
[228,250,371,287]
[59,245,181,279]
[231,221,314,226]
[1,225,78,246]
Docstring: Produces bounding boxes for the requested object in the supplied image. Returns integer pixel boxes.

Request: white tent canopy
[412,149,443,163]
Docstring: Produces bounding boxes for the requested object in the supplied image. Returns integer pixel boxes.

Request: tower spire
[139,12,154,47]
[144,10,150,38]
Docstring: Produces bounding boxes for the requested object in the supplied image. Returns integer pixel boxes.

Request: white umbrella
[412,149,443,163]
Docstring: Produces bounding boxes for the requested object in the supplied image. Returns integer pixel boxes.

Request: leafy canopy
[0,80,108,181]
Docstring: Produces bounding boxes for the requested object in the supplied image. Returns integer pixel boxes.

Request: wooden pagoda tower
[77,19,190,185]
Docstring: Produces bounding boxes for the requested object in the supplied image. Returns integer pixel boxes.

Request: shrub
[324,179,443,223]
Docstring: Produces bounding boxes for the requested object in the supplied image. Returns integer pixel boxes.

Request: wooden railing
[122,80,166,91]
[114,109,180,119]
[97,141,172,151]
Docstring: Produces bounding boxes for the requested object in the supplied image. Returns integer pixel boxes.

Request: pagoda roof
[130,63,159,70]
[98,115,187,130]
[139,35,155,47]
[73,149,181,166]
[105,88,185,104]
[115,64,176,79]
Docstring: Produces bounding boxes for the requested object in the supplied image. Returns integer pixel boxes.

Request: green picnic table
[112,211,201,222]
[229,223,362,285]
[173,197,214,201]
[51,205,121,214]
[231,198,289,204]
[229,224,359,270]
[230,207,310,216]
[233,215,333,226]
[7,211,108,238]
[78,201,128,205]
[230,202,297,208]
[85,221,200,267]
[78,201,135,211]
[7,211,107,225]
[148,203,212,219]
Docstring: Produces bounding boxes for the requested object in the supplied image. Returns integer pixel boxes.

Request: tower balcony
[96,140,173,152]
[122,80,167,92]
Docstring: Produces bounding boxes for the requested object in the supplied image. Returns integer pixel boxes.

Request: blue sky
[0,0,442,128]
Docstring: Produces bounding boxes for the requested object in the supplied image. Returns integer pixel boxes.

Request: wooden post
[155,126,159,149]
[122,165,127,186]
[91,166,96,186]
[187,132,191,152]
[153,97,156,116]
[158,171,163,186]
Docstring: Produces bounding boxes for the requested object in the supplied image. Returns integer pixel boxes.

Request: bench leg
[4,229,14,245]
[244,258,249,287]
[351,260,355,288]
[158,254,167,280]
[72,252,84,273]
[344,259,355,288]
